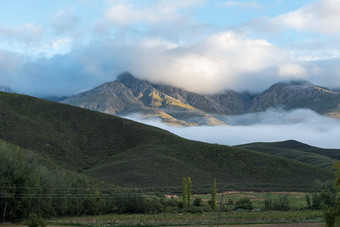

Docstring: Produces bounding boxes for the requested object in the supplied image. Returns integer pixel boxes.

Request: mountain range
[63,72,340,126]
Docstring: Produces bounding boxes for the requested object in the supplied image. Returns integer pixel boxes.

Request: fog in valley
[126,108,340,149]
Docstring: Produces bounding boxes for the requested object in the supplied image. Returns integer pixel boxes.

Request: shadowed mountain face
[63,72,340,125]
[250,81,340,116]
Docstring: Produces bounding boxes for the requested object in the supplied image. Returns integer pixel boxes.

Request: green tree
[211,179,217,210]
[324,162,340,227]
[182,177,187,208]
[335,162,340,225]
[187,177,192,207]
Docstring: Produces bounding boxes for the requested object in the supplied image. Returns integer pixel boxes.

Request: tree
[324,162,340,227]
[182,177,187,208]
[211,179,217,210]
[187,177,192,207]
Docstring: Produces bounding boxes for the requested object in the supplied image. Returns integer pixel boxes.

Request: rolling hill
[0,91,334,191]
[237,140,340,170]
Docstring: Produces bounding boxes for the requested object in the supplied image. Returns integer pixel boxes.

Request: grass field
[47,210,324,226]
[42,191,324,226]
[1,191,324,226]
[187,191,308,210]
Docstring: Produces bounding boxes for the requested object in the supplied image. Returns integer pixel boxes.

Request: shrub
[264,195,290,211]
[26,213,46,227]
[234,198,253,211]
[306,190,336,210]
[227,199,234,205]
[193,198,202,207]
[324,206,336,227]
[185,206,203,214]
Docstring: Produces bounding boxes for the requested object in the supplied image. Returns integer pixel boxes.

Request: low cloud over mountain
[126,108,340,149]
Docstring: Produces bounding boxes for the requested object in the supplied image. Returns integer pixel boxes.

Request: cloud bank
[125,108,340,149]
[3,32,340,96]
[1,0,340,96]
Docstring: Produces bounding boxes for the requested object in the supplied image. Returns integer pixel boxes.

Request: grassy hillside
[0,92,334,191]
[237,140,339,170]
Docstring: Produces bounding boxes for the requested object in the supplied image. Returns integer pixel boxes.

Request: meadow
[45,191,325,226]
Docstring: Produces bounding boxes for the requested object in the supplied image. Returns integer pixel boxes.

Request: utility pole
[217,185,225,227]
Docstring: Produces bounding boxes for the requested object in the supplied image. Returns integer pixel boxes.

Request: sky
[1,0,340,96]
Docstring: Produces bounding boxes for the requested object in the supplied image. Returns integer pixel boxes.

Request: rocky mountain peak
[62,72,340,125]
[270,80,314,90]
[117,71,137,83]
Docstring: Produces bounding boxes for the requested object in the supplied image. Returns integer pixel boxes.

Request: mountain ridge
[62,72,340,125]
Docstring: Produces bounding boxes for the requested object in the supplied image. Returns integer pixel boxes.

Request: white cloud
[104,0,202,25]
[278,0,340,35]
[50,8,79,34]
[253,0,340,35]
[96,0,204,37]
[0,24,44,43]
[0,32,318,96]
[2,0,340,96]
[278,63,307,78]
[127,32,305,93]
[125,108,340,149]
[224,1,261,9]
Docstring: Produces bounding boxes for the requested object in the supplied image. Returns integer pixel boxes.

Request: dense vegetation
[0,140,183,222]
[0,140,116,221]
[323,162,340,226]
[0,92,334,191]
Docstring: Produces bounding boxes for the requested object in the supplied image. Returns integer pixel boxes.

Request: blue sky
[1,0,340,96]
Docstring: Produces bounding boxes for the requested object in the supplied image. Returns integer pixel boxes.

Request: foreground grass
[49,210,323,226]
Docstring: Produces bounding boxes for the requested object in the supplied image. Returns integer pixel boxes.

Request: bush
[264,195,290,211]
[26,213,46,227]
[234,198,253,211]
[193,198,202,207]
[264,197,273,210]
[178,201,184,209]
[227,199,234,205]
[185,206,203,214]
[306,189,336,210]
[324,206,336,227]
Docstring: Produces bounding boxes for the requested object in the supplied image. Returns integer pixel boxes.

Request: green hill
[236,140,340,170]
[0,92,334,191]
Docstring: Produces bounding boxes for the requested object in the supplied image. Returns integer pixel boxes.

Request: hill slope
[237,140,340,170]
[0,91,334,191]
